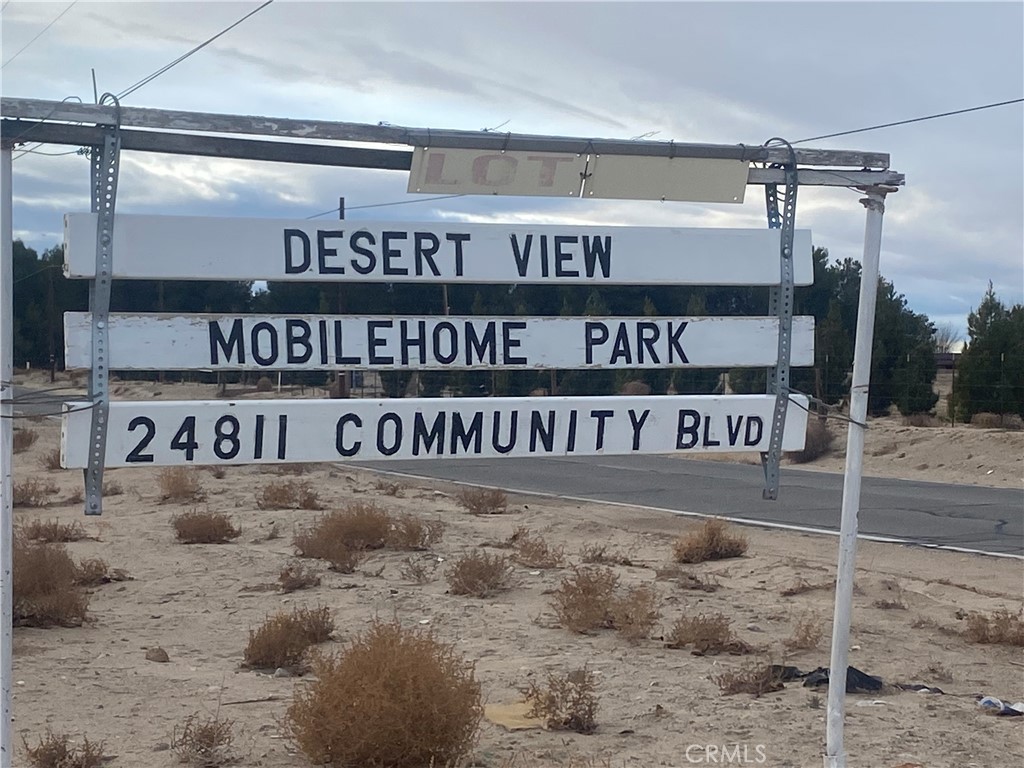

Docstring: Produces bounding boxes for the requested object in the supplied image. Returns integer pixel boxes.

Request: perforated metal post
[760,153,798,500]
[83,124,121,515]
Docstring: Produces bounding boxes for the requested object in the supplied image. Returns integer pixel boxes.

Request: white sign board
[61,395,809,468]
[64,313,815,371]
[64,214,814,285]
[407,147,749,203]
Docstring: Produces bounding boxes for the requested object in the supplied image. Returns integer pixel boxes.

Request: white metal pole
[823,188,888,768]
[1,144,15,767]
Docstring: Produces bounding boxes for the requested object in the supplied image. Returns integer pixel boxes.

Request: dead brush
[780,577,832,597]
[158,467,205,502]
[400,556,439,584]
[73,558,110,587]
[666,613,752,654]
[387,513,444,551]
[786,418,834,463]
[172,511,241,544]
[446,550,514,598]
[278,562,321,593]
[286,620,482,767]
[609,584,660,644]
[39,448,63,471]
[172,712,236,767]
[457,486,508,515]
[19,518,87,543]
[293,503,391,558]
[524,667,599,734]
[256,479,323,510]
[714,660,785,696]
[655,564,719,592]
[785,614,825,651]
[579,543,633,566]
[103,480,123,496]
[13,538,89,627]
[13,478,59,508]
[373,479,405,496]
[242,605,334,671]
[13,427,38,454]
[550,566,619,634]
[673,519,747,564]
[509,527,564,568]
[22,729,105,768]
[963,608,1024,647]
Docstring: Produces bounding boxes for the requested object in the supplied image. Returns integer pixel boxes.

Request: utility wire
[116,0,274,100]
[2,0,77,70]
[305,194,466,219]
[793,98,1024,144]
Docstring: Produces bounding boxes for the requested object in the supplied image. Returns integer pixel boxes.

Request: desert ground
[7,371,1024,768]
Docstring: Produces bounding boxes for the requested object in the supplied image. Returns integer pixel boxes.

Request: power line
[2,1,77,70]
[793,98,1024,144]
[116,0,274,100]
[305,194,467,219]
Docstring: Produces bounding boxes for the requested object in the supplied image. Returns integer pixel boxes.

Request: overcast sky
[2,1,1021,336]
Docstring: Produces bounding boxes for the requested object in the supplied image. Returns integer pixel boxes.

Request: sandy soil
[8,372,1024,768]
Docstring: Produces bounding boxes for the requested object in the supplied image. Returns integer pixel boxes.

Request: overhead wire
[1,0,77,70]
[116,0,274,100]
[305,194,467,219]
[793,98,1023,145]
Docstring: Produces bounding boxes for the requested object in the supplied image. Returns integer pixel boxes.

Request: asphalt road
[359,454,1024,557]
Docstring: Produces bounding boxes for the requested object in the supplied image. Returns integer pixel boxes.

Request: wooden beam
[1,97,893,170]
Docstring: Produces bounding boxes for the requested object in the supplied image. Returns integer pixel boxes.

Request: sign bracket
[760,142,799,500]
[83,98,121,516]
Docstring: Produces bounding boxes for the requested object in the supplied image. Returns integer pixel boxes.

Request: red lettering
[527,155,575,187]
[472,154,517,186]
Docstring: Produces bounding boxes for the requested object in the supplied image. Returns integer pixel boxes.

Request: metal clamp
[760,140,798,500]
[83,96,121,515]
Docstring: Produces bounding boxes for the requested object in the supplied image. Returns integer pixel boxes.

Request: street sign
[64,213,814,285]
[407,147,750,203]
[61,395,810,468]
[64,313,815,371]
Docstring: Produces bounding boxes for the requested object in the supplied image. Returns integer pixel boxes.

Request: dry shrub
[618,379,652,396]
[387,513,444,551]
[294,503,391,560]
[1002,413,1024,430]
[399,556,439,584]
[786,418,834,463]
[39,448,63,471]
[287,621,482,767]
[102,480,123,496]
[171,511,240,544]
[525,667,599,734]
[901,413,943,428]
[158,467,205,502]
[74,558,110,587]
[963,608,1024,646]
[13,539,89,627]
[579,544,633,566]
[20,518,87,542]
[550,567,618,634]
[785,614,824,651]
[510,527,564,568]
[609,584,660,644]
[970,412,1002,429]
[446,550,513,598]
[13,478,59,508]
[255,375,273,392]
[780,577,832,597]
[714,660,785,696]
[172,712,235,767]
[373,479,405,496]
[13,427,39,454]
[655,564,719,592]
[666,613,751,654]
[256,479,322,510]
[457,486,508,515]
[673,519,747,564]
[243,606,334,671]
[209,466,227,480]
[22,729,105,768]
[278,562,321,593]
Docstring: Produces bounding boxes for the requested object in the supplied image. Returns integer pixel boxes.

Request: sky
[2,0,1022,338]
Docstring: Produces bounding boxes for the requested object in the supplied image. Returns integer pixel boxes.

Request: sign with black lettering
[64,313,815,371]
[407,148,750,203]
[63,214,814,285]
[60,395,809,468]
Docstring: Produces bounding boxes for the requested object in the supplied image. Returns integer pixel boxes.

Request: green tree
[954,284,1024,418]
